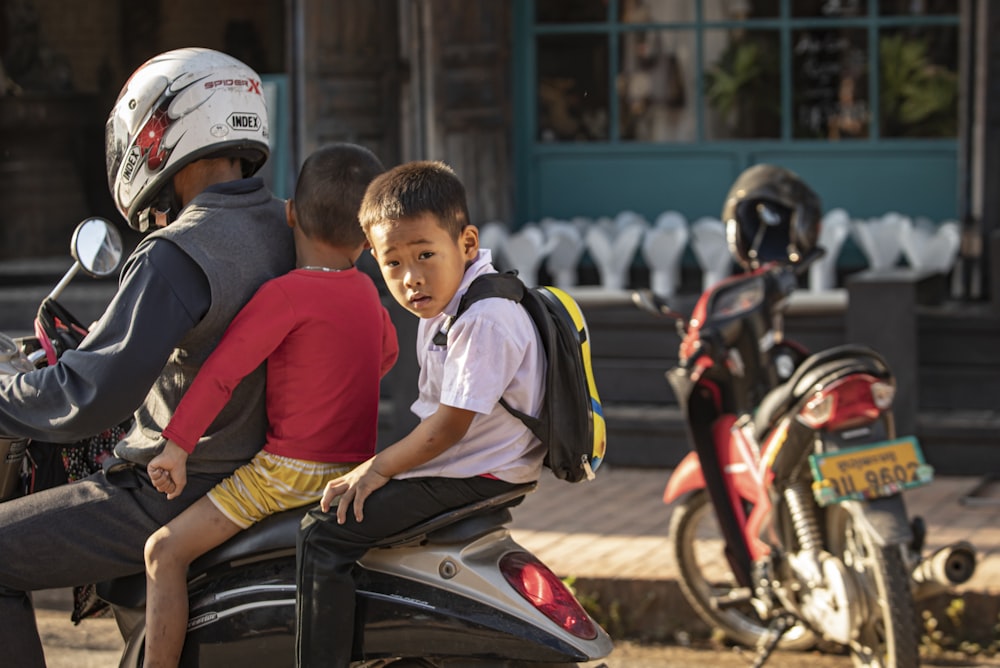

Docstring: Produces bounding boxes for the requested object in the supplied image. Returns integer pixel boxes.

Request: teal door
[513,0,962,266]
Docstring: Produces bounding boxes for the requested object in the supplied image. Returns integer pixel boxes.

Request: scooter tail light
[499,551,599,640]
[798,375,883,430]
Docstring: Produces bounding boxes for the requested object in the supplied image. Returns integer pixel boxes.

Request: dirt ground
[35,607,1000,668]
[37,608,123,668]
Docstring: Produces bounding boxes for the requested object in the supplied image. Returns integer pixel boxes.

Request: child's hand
[320,458,389,524]
[148,440,189,500]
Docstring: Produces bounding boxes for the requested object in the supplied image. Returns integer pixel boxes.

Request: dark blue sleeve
[0,240,210,442]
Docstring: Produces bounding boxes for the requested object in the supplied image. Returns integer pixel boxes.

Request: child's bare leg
[143,496,242,667]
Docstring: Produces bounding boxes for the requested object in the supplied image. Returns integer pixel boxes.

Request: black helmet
[721,164,821,270]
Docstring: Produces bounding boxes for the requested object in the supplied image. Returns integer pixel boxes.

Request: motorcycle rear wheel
[669,489,816,650]
[825,501,920,668]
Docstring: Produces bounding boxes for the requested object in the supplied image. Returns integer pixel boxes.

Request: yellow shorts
[207,450,355,529]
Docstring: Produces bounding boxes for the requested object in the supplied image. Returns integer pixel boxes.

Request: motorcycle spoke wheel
[826,503,921,668]
[669,489,816,650]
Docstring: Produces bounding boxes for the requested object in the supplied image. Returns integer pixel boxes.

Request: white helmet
[105,48,270,231]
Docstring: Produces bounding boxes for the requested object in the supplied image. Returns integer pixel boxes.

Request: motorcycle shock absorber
[783,480,822,554]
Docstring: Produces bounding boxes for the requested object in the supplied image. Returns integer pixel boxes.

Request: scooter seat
[753,344,891,439]
[95,481,536,609]
[95,507,306,609]
[374,481,536,548]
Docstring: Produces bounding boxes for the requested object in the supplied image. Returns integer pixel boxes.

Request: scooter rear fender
[115,533,612,667]
[359,529,613,662]
[112,494,611,666]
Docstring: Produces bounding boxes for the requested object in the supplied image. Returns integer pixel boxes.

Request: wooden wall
[422,0,513,227]
[296,0,401,169]
[295,0,513,226]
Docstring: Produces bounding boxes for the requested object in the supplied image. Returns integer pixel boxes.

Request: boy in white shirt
[295,160,546,668]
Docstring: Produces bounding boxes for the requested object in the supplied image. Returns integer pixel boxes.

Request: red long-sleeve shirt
[164,267,398,462]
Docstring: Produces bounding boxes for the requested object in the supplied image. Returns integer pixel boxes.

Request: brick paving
[510,465,1000,594]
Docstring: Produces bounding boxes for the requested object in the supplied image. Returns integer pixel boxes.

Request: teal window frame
[513,1,962,231]
[261,74,292,199]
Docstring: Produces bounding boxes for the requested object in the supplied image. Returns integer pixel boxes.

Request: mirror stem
[47,262,81,302]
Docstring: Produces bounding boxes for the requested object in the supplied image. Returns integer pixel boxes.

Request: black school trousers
[295,475,519,668]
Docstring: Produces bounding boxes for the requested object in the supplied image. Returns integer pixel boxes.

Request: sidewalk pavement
[508,466,1000,642]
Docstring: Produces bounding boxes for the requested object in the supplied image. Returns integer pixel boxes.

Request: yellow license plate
[809,437,934,506]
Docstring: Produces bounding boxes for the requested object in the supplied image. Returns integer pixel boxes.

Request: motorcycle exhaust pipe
[911,541,977,600]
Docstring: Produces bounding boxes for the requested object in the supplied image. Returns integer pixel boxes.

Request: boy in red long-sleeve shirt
[141,143,398,668]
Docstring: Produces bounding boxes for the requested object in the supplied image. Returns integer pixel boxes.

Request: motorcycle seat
[95,481,536,609]
[753,344,891,439]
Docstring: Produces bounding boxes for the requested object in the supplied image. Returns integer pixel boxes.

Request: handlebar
[0,334,33,376]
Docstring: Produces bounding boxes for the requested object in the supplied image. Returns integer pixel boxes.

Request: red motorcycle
[634,165,976,667]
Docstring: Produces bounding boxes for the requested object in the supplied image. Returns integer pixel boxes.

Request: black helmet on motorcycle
[722,164,821,270]
[105,48,271,232]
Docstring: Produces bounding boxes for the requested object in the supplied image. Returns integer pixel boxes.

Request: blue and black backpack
[435,272,607,482]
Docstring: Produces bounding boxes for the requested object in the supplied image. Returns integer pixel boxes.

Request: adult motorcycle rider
[0,47,295,667]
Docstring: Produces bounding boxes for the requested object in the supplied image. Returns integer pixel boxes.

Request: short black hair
[358,160,470,240]
[293,143,385,247]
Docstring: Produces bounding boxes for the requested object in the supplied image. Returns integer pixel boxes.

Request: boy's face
[369,214,479,319]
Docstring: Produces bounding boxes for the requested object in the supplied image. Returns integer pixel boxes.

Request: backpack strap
[430,271,548,440]
[432,272,525,346]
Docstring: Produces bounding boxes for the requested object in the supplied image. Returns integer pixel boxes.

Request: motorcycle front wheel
[669,489,816,650]
[825,501,920,668]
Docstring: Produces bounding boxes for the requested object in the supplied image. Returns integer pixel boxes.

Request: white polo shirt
[396,250,546,484]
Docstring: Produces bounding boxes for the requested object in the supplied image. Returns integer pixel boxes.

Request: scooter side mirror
[71,217,124,278]
[632,290,689,338]
[631,289,686,321]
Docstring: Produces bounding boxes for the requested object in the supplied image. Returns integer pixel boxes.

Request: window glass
[620,0,696,24]
[703,0,779,21]
[879,0,958,16]
[792,28,869,139]
[879,26,959,138]
[537,34,610,142]
[619,29,696,141]
[791,0,868,18]
[703,29,781,139]
[536,0,607,23]
[530,0,960,145]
